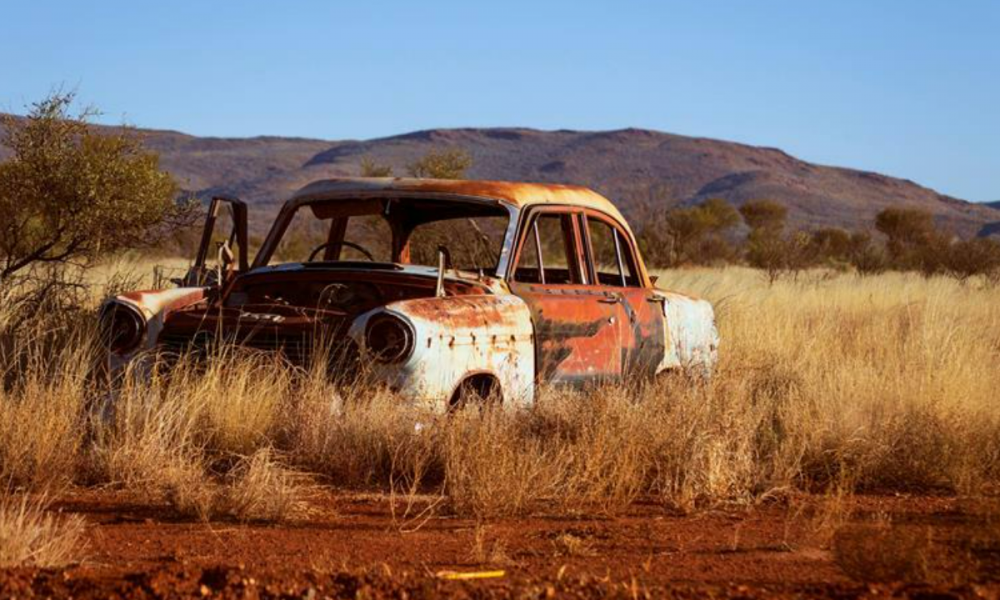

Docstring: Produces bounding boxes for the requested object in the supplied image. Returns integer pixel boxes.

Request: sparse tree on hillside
[941,237,1000,284]
[0,92,190,285]
[808,227,853,263]
[739,200,787,233]
[406,148,472,179]
[874,207,939,270]
[845,231,888,276]
[636,197,740,267]
[359,156,393,177]
[740,200,793,284]
[666,197,740,265]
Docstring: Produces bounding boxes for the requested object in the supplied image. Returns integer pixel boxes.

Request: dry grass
[470,521,515,566]
[657,267,1000,494]
[222,447,316,523]
[0,491,86,568]
[0,368,87,491]
[1,262,999,522]
[551,532,597,557]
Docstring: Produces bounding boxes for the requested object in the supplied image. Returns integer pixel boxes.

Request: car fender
[100,287,208,369]
[653,290,719,378]
[348,294,535,410]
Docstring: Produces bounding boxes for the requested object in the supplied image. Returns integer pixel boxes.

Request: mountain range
[3,118,998,237]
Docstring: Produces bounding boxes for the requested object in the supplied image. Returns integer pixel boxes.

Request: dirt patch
[2,492,997,599]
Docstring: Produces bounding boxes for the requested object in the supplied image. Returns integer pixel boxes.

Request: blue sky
[1,1,997,201]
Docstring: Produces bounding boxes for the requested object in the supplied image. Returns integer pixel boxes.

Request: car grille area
[157,330,316,368]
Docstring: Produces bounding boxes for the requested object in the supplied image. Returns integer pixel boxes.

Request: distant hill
[3,118,999,236]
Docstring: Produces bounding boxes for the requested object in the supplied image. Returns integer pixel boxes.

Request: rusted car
[101,178,718,409]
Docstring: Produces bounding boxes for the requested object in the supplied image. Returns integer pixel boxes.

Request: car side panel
[509,282,622,387]
[654,290,719,377]
[348,294,536,410]
[616,288,667,379]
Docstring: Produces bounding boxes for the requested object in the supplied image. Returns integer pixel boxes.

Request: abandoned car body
[101,178,718,409]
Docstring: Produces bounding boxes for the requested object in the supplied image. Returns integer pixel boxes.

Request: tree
[942,237,1000,284]
[739,200,787,233]
[739,200,794,283]
[874,207,940,271]
[874,207,936,247]
[808,228,853,263]
[359,156,393,177]
[406,148,472,179]
[0,92,187,284]
[845,231,888,276]
[636,197,740,267]
[667,197,740,265]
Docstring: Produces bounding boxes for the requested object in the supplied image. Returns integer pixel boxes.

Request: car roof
[291,177,626,223]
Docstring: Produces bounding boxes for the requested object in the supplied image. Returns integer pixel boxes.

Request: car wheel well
[449,373,501,408]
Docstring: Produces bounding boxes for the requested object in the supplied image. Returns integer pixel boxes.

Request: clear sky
[1,1,997,201]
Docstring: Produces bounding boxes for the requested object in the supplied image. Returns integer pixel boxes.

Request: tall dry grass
[0,263,997,530]
[0,491,86,568]
[656,267,1000,493]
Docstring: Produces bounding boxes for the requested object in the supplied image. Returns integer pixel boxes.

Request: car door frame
[506,205,626,387]
[185,196,249,287]
[578,208,666,380]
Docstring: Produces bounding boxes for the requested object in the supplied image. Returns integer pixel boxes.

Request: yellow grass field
[1,261,998,575]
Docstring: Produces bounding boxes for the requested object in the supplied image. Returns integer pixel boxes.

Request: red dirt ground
[2,491,998,599]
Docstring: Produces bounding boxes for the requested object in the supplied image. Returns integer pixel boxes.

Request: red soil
[2,491,997,599]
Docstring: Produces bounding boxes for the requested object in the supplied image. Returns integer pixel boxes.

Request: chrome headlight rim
[364,313,415,364]
[99,302,147,355]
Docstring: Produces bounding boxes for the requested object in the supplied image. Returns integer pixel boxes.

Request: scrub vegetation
[1,262,998,568]
[0,93,997,579]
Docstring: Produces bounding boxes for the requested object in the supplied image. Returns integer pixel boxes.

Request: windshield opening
[263,197,511,274]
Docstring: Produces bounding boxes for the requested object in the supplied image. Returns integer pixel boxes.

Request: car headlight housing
[365,314,414,364]
[100,303,146,354]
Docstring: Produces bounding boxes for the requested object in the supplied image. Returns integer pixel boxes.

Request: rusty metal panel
[349,294,535,410]
[101,286,208,377]
[509,283,622,386]
[654,290,719,377]
[616,288,667,380]
[99,178,721,409]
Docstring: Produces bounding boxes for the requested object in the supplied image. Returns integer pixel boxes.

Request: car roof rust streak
[292,177,627,224]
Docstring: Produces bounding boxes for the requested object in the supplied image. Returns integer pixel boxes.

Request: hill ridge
[1,116,997,236]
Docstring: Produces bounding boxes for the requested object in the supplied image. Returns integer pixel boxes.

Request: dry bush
[534,386,650,512]
[166,349,291,457]
[640,378,786,511]
[0,491,86,568]
[442,406,565,518]
[469,521,514,566]
[655,267,1000,495]
[287,376,441,488]
[406,148,472,180]
[87,362,208,490]
[222,447,315,523]
[0,299,94,491]
[0,367,87,491]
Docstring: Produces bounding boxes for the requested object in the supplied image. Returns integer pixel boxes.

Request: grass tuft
[0,491,86,568]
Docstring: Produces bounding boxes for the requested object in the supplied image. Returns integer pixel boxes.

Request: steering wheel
[308,240,376,262]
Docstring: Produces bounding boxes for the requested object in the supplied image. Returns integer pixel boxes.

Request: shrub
[359,155,394,177]
[407,148,472,179]
[222,448,315,523]
[942,237,1000,283]
[635,197,740,267]
[0,492,86,568]
[0,92,191,285]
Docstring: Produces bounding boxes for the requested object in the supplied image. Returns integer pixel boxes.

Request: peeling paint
[101,178,719,411]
